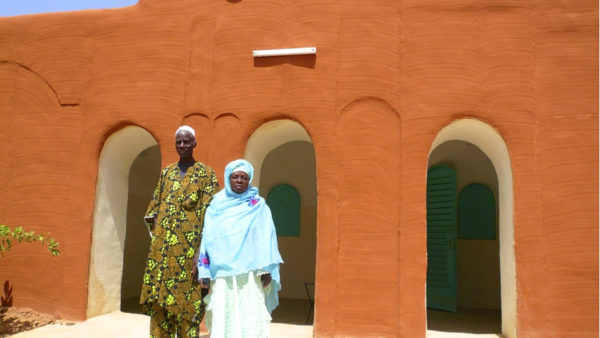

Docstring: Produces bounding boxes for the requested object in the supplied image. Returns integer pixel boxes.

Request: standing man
[140,125,219,338]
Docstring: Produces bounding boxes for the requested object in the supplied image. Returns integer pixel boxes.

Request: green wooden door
[426,165,457,312]
[267,184,301,237]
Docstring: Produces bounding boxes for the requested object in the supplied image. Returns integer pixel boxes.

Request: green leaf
[0,223,60,258]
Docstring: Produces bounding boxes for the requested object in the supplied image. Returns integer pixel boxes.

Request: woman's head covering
[197,159,283,313]
[175,125,196,139]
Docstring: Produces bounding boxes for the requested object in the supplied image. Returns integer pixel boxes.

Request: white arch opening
[87,126,158,318]
[244,119,317,326]
[244,120,311,189]
[429,118,516,338]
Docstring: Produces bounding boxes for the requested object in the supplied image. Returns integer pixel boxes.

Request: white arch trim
[430,118,516,338]
[244,120,311,188]
[87,126,158,318]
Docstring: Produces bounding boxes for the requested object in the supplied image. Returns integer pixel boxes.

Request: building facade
[0,0,597,336]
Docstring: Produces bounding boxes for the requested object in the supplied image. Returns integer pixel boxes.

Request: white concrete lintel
[252,47,316,57]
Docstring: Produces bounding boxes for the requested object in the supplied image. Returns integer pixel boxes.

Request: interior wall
[121,145,161,301]
[245,120,312,190]
[429,140,500,309]
[430,119,515,337]
[88,126,158,318]
[260,141,317,300]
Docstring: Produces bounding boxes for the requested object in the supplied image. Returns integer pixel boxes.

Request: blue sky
[0,0,138,17]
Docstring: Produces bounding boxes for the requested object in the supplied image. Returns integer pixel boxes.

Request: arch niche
[427,119,516,338]
[87,126,160,317]
[245,119,317,324]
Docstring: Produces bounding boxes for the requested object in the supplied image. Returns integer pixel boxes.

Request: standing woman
[197,159,283,337]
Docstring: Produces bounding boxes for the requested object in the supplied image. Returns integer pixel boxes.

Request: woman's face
[230,171,250,194]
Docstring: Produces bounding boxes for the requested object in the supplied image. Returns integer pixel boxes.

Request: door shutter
[267,184,301,237]
[426,165,457,312]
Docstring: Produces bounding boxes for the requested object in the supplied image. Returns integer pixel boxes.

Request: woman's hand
[260,273,272,288]
[192,251,200,281]
[192,264,199,281]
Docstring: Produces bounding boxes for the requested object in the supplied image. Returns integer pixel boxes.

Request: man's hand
[192,250,200,282]
[200,278,210,289]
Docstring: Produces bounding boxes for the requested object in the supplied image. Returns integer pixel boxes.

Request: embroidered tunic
[140,162,219,321]
[204,270,273,338]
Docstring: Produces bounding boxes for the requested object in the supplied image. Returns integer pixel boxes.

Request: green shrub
[0,224,60,258]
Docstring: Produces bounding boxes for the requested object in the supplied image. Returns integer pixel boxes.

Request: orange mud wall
[0,0,597,336]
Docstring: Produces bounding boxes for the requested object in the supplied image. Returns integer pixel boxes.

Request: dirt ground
[0,307,60,337]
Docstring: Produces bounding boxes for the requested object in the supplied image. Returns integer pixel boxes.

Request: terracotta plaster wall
[533,1,598,336]
[0,0,598,336]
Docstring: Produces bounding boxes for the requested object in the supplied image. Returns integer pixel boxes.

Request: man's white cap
[175,125,196,139]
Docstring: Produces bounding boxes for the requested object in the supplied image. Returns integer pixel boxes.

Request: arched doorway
[426,119,516,338]
[87,126,160,317]
[121,144,161,313]
[245,120,317,326]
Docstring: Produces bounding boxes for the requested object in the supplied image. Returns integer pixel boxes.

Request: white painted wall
[244,120,317,301]
[429,140,500,310]
[429,119,516,338]
[244,119,311,189]
[121,145,161,301]
[260,141,317,300]
[88,126,157,318]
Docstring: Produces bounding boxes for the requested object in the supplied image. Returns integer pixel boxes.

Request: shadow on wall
[260,141,317,301]
[1,281,13,307]
[427,118,514,338]
[88,126,159,318]
[428,140,500,311]
[253,55,316,68]
[245,120,316,327]
[121,145,161,310]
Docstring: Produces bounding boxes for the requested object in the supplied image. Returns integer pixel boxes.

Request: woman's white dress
[205,270,273,338]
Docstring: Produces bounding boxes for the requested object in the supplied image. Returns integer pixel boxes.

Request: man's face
[175,132,196,158]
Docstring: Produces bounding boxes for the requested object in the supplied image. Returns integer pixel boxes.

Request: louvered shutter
[426,165,457,312]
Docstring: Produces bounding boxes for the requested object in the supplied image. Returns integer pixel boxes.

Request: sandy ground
[0,307,58,337]
[8,311,314,338]
[4,308,503,337]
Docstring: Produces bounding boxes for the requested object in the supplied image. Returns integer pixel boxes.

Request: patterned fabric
[204,270,272,338]
[140,162,219,322]
[148,301,201,338]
